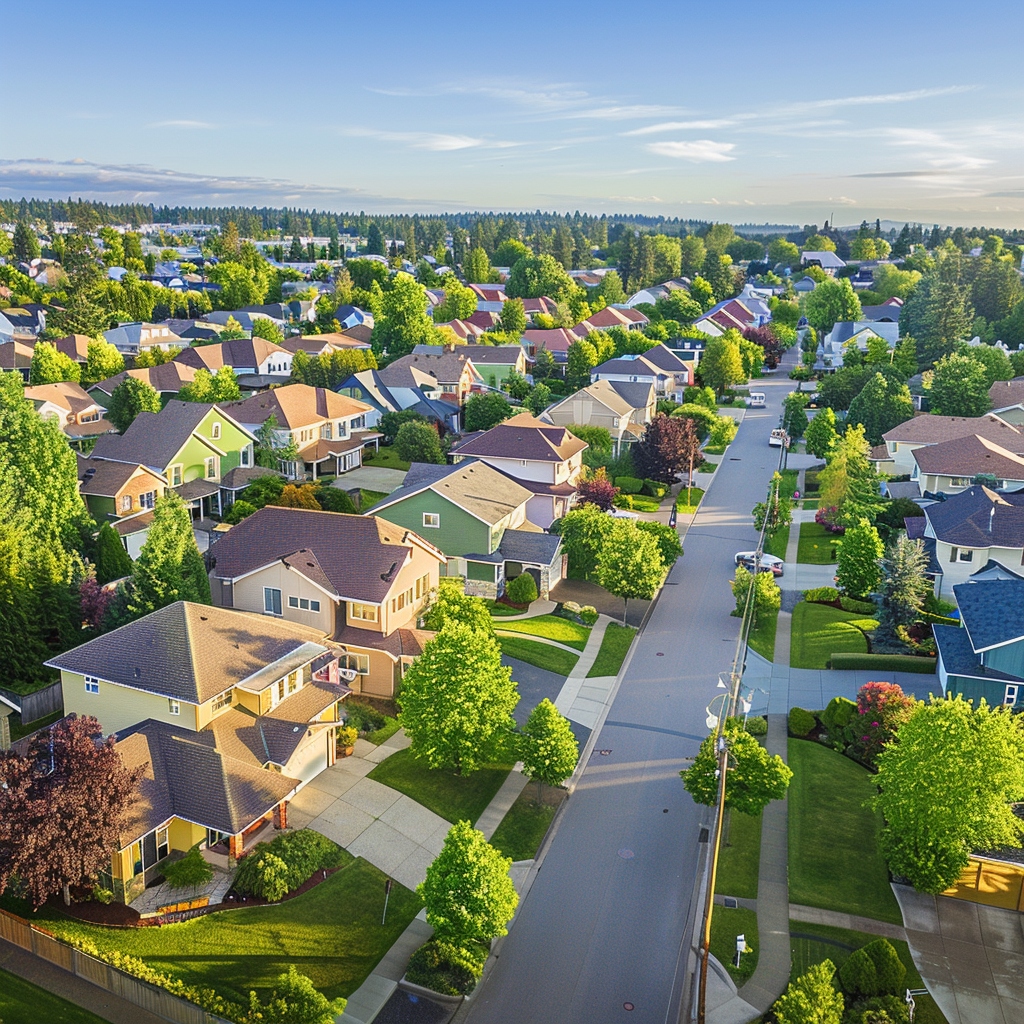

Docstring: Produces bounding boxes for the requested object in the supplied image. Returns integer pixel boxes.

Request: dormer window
[211,422,221,439]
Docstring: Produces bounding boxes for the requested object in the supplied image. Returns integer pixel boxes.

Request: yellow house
[46,602,351,903]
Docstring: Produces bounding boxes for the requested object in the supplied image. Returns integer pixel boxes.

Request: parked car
[747,392,766,408]
[608,508,640,520]
[769,428,787,447]
[734,551,784,576]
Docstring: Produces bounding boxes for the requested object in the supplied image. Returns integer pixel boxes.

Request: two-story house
[450,412,587,528]
[173,337,294,380]
[882,414,1024,476]
[911,435,1024,496]
[462,344,529,390]
[222,384,377,480]
[46,601,351,902]
[368,460,563,599]
[988,378,1024,426]
[103,322,183,356]
[24,382,115,448]
[339,369,462,433]
[544,379,656,454]
[590,344,693,402]
[376,350,484,407]
[934,578,1024,711]
[76,456,169,557]
[90,401,256,519]
[0,339,35,381]
[89,362,199,408]
[209,506,445,696]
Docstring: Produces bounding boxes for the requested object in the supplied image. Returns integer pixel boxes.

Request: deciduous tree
[633,412,704,484]
[847,372,915,445]
[422,579,492,635]
[394,421,445,464]
[519,699,579,798]
[804,407,838,459]
[772,961,844,1024]
[553,502,616,579]
[371,272,443,360]
[577,467,619,511]
[595,520,665,622]
[83,341,124,386]
[805,277,862,334]
[464,393,513,432]
[929,352,991,417]
[30,342,81,385]
[836,518,884,598]
[699,333,745,395]
[107,376,160,433]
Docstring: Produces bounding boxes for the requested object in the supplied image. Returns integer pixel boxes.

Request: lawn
[788,739,903,925]
[495,614,590,650]
[485,600,524,617]
[764,524,790,560]
[361,446,411,471]
[0,968,109,1024]
[489,786,563,861]
[616,494,662,513]
[366,717,402,745]
[789,922,947,1024]
[789,601,877,670]
[676,485,705,514]
[368,747,512,824]
[587,623,636,677]
[704,444,728,456]
[801,499,819,510]
[710,906,759,985]
[779,468,799,497]
[716,808,762,900]
[19,858,421,1004]
[498,636,579,675]
[697,461,717,473]
[748,607,779,662]
[797,521,839,564]
[9,709,62,741]
[359,488,388,509]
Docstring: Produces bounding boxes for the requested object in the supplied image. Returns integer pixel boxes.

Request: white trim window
[84,676,100,694]
[340,653,370,676]
[349,602,378,622]
[211,422,221,440]
[958,549,974,563]
[205,456,218,479]
[168,699,180,715]
[289,596,321,612]
[171,464,183,487]
[264,587,282,615]
[1005,684,1019,706]
[422,512,440,528]
[211,688,233,714]
[139,490,156,510]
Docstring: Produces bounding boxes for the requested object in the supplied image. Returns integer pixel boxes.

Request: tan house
[77,455,169,555]
[210,506,445,696]
[545,379,655,454]
[376,350,484,407]
[989,378,1024,426]
[882,414,1024,476]
[89,361,199,406]
[24,381,115,447]
[46,602,352,902]
[912,435,1024,495]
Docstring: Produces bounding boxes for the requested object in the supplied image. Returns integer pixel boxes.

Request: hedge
[839,596,877,614]
[919,610,959,626]
[804,586,839,604]
[615,476,643,494]
[642,479,668,498]
[828,653,936,673]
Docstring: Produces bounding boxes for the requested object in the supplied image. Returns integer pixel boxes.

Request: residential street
[465,354,799,1024]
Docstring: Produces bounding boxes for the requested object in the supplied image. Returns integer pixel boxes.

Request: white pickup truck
[769,428,787,448]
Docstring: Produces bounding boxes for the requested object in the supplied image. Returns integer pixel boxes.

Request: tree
[836,518,884,598]
[371,273,442,360]
[555,502,617,579]
[772,961,844,1024]
[876,696,1024,893]
[566,338,598,390]
[593,270,626,305]
[689,276,714,311]
[398,622,518,774]
[379,408,428,445]
[94,521,133,584]
[418,820,519,944]
[526,382,551,415]
[633,413,702,484]
[83,341,124,386]
[962,342,1014,387]
[699,334,745,395]
[818,366,874,411]
[679,235,706,279]
[254,413,299,468]
[503,369,531,402]
[498,297,527,336]
[422,578,493,635]
[682,724,792,816]
[219,314,249,340]
[434,274,478,322]
[847,373,915,446]
[635,520,683,567]
[245,966,346,1024]
[804,233,837,253]
[273,484,321,510]
[768,237,800,267]
[126,492,211,618]
[819,425,885,526]
[595,520,665,622]
[577,467,619,511]
[207,261,268,309]
[730,565,781,623]
[805,277,862,334]
[519,699,579,799]
[394,421,445,464]
[782,391,809,439]
[971,255,1023,322]
[752,472,793,539]
[29,342,81,385]
[880,536,930,627]
[12,220,40,262]
[494,239,531,268]
[162,844,214,894]
[107,376,160,433]
[804,407,838,459]
[250,316,284,343]
[901,243,974,366]
[365,223,385,255]
[463,247,494,284]
[464,393,513,432]
[929,352,991,417]
[0,715,143,907]
[505,254,575,302]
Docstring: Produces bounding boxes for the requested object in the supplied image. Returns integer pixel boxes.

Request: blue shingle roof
[953,579,1024,651]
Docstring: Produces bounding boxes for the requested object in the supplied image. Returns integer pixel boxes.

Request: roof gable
[953,579,1024,651]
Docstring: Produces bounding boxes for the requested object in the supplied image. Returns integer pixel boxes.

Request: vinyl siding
[62,670,199,735]
[227,563,336,633]
[985,639,1024,679]
[375,491,492,557]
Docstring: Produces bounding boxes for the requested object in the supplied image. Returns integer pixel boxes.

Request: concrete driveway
[331,466,407,495]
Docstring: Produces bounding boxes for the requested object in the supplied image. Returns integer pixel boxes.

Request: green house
[90,401,256,519]
[369,459,564,599]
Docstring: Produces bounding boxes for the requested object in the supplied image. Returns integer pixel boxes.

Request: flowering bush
[815,505,845,534]
[855,681,916,764]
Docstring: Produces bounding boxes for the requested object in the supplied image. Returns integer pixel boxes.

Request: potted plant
[336,725,358,757]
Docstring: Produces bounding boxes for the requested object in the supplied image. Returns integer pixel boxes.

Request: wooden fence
[0,681,64,724]
[942,856,1024,911]
[0,908,228,1024]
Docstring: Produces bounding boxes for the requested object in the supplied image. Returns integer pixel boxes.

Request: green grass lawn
[779,468,799,497]
[789,922,948,1024]
[368,747,512,824]
[0,968,109,1024]
[366,717,402,745]
[676,485,706,513]
[616,494,662,513]
[801,499,819,510]
[788,739,902,925]
[748,607,779,662]
[716,809,762,900]
[9,709,62,741]
[789,601,878,670]
[765,524,790,560]
[697,461,717,473]
[498,636,579,675]
[485,600,524,617]
[704,444,728,455]
[587,623,636,677]
[797,522,838,564]
[17,859,421,1004]
[361,446,411,471]
[711,906,759,985]
[495,614,590,650]
[489,786,562,861]
[359,488,388,509]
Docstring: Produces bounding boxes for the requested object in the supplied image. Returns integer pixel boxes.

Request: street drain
[597,749,612,756]
[624,1003,635,1011]
[724,897,738,909]
[698,827,710,843]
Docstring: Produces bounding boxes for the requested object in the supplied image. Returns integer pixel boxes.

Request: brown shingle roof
[53,334,92,363]
[91,401,222,470]
[91,361,197,397]
[912,435,1024,479]
[332,623,433,658]
[78,458,166,497]
[0,339,34,373]
[173,337,290,372]
[222,383,371,430]
[882,413,1023,451]
[378,350,482,387]
[989,377,1024,411]
[452,412,588,463]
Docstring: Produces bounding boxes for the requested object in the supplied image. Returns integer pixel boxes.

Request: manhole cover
[597,749,612,756]
[618,848,634,859]
[624,1003,635,1011]
[655,652,664,656]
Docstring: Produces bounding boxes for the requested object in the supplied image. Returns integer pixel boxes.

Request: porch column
[273,801,288,830]
[228,833,244,862]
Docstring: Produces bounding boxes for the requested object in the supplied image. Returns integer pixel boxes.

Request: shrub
[616,476,643,494]
[406,940,486,996]
[709,415,738,447]
[838,939,906,998]
[829,654,936,673]
[506,572,538,606]
[805,586,840,604]
[346,701,386,733]
[562,600,581,614]
[845,995,910,1023]
[815,504,846,534]
[233,829,344,898]
[821,696,856,739]
[855,682,916,764]
[840,596,877,614]
[789,707,816,737]
[161,845,212,892]
[240,851,292,902]
[337,725,358,749]
[579,605,598,626]
[615,494,635,509]
[744,715,768,736]
[642,479,668,498]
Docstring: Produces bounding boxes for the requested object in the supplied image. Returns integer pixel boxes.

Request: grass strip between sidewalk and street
[764,524,790,560]
[498,636,579,676]
[587,623,636,678]
[488,786,563,861]
[748,607,779,663]
[715,808,762,901]
[710,906,759,985]
[676,485,706,514]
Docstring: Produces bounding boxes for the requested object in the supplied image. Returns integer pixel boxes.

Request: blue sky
[3,0,1023,225]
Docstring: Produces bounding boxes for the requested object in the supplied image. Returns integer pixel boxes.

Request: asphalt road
[465,356,798,1024]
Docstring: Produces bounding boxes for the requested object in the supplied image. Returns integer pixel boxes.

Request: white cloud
[782,86,975,113]
[342,128,518,151]
[623,119,736,136]
[647,140,736,162]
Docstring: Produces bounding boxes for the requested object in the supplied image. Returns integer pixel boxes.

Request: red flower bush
[815,505,846,534]
[855,681,916,763]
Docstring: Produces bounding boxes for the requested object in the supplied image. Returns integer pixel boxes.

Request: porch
[174,478,223,519]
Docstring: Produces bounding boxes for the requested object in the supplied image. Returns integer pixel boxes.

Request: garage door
[289,736,329,788]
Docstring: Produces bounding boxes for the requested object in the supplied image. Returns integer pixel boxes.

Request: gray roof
[989,377,1024,411]
[463,346,523,365]
[883,414,1023,450]
[933,624,1023,681]
[953,579,1024,651]
[220,465,283,492]
[379,350,479,386]
[90,401,218,471]
[498,529,562,565]
[924,486,1024,549]
[606,379,656,409]
[78,458,164,497]
[971,559,1024,582]
[452,413,587,463]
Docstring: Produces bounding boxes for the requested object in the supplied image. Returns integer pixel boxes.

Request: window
[422,512,440,528]
[520,459,528,466]
[958,549,974,562]
[1005,684,1020,706]
[241,446,251,467]
[393,587,414,612]
[321,423,333,440]
[211,422,221,440]
[81,410,100,423]
[168,699,180,715]
[264,587,282,615]
[350,602,378,622]
[121,494,133,512]
[205,456,217,479]
[156,826,169,861]
[139,490,155,510]
[84,676,100,694]
[415,573,431,599]
[310,599,320,612]
[287,669,299,694]
[950,477,969,487]
[289,595,299,608]
[131,841,143,877]
[949,547,958,563]
[340,653,370,675]
[171,465,182,487]
[211,688,233,714]
[353,415,365,430]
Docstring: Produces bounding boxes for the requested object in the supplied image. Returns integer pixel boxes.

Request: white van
[747,392,766,408]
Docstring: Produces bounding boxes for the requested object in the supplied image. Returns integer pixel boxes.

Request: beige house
[912,435,1024,495]
[882,414,1024,476]
[989,378,1024,426]
[210,506,445,697]
[25,381,115,447]
[545,379,655,453]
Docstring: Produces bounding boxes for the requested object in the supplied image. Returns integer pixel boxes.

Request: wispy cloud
[783,85,976,112]
[647,140,736,162]
[342,128,517,151]
[623,119,737,136]
[146,119,216,129]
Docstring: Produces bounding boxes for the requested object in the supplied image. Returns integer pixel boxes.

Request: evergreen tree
[366,223,385,255]
[94,521,133,584]
[12,220,40,262]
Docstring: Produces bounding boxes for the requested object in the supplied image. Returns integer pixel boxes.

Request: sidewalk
[553,614,617,730]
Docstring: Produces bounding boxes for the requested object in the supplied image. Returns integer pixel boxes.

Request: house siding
[374,492,492,558]
[935,542,1024,599]
[985,640,1024,679]
[221,564,336,634]
[947,674,1021,708]
[62,670,199,735]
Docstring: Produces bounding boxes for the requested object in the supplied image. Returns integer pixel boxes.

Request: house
[923,486,1024,598]
[578,306,650,332]
[933,578,1024,710]
[468,284,507,312]
[279,332,372,357]
[163,319,227,344]
[882,414,1023,475]
[24,382,115,447]
[860,297,904,323]
[103,322,183,356]
[435,318,488,342]
[911,435,1024,496]
[51,334,93,367]
[0,339,37,381]
[462,344,528,388]
[692,296,767,337]
[89,362,199,407]
[174,338,294,379]
[341,323,374,346]
[46,601,352,901]
[988,378,1024,426]
[544,378,656,454]
[219,465,284,510]
[204,310,286,334]
[521,297,559,321]
[1,305,46,335]
[793,277,817,294]
[815,321,900,372]
[90,401,257,519]
[625,278,690,308]
[671,336,706,368]
[222,384,377,480]
[801,251,846,274]
[464,310,501,332]
[334,305,374,330]
[521,327,585,371]
[241,301,316,324]
[77,457,169,554]
[368,460,563,599]
[209,506,445,697]
[338,369,462,434]
[377,350,484,407]
[590,344,693,401]
[449,412,587,528]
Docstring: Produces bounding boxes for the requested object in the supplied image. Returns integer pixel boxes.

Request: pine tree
[95,521,133,584]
